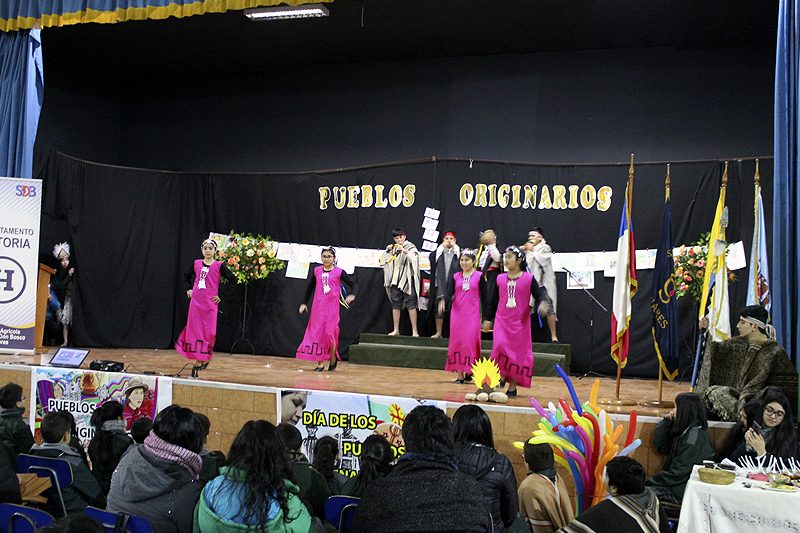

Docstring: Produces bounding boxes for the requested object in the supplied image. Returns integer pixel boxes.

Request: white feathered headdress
[53,242,71,260]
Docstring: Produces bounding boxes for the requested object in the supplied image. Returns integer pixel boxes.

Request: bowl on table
[698,467,736,485]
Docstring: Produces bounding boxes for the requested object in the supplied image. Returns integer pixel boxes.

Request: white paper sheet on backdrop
[726,241,746,270]
[423,228,439,242]
[334,248,357,274]
[424,207,440,219]
[285,260,310,279]
[421,240,437,252]
[422,217,440,230]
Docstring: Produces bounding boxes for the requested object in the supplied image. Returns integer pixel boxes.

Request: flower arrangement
[218,232,284,284]
[673,232,736,303]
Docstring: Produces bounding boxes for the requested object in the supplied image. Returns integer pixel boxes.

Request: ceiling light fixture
[244,4,329,21]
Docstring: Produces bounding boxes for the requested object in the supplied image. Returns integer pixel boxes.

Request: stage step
[356,333,571,371]
[350,335,570,377]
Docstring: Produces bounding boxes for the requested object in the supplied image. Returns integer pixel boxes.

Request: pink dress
[297,266,343,362]
[446,270,482,373]
[491,272,535,388]
[176,260,222,362]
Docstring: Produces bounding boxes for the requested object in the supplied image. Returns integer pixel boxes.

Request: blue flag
[651,195,679,380]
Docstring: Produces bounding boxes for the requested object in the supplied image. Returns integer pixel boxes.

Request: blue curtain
[774,0,800,378]
[0,28,43,179]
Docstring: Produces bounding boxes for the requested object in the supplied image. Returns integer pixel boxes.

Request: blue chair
[324,495,359,533]
[15,454,73,518]
[0,503,55,533]
[84,507,154,533]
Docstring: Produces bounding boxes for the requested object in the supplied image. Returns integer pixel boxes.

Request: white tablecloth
[677,465,800,532]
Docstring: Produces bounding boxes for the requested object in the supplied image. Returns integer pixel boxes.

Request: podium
[34,263,56,357]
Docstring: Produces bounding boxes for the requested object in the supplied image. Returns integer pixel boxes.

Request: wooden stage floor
[1,348,690,417]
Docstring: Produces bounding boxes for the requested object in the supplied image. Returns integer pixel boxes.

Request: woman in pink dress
[297,247,357,371]
[445,249,485,384]
[176,239,235,377]
[484,246,551,397]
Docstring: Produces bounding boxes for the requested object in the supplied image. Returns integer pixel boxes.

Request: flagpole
[691,161,729,390]
[752,159,760,299]
[641,165,675,409]
[600,154,637,408]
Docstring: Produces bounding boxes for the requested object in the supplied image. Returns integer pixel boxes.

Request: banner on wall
[30,368,173,448]
[278,389,446,477]
[0,177,42,354]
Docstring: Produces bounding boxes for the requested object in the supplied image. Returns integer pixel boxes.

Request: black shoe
[314,366,324,372]
[499,378,506,387]
[464,374,473,383]
[327,360,338,371]
[506,388,517,397]
[454,378,464,384]
[197,361,209,371]
[190,366,198,378]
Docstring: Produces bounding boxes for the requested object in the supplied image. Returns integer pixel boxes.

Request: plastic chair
[0,503,55,533]
[15,454,73,517]
[324,495,360,533]
[84,507,154,533]
[661,500,681,532]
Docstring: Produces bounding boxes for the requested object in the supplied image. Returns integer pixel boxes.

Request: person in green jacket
[646,392,716,503]
[195,420,313,533]
[0,382,34,464]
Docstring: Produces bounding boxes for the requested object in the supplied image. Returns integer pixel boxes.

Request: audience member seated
[557,457,670,533]
[518,442,574,532]
[717,399,761,462]
[0,441,21,504]
[313,435,348,494]
[29,411,103,514]
[452,404,518,533]
[39,514,105,533]
[277,422,330,520]
[646,392,715,503]
[340,435,393,497]
[88,400,133,497]
[195,420,313,532]
[195,413,226,483]
[352,405,491,533]
[695,305,798,421]
[130,416,152,444]
[734,387,799,462]
[107,405,203,533]
[61,411,89,466]
[0,382,34,462]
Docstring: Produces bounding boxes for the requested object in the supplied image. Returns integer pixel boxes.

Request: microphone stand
[562,267,610,379]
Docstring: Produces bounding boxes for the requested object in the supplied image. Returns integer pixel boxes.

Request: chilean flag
[611,184,637,368]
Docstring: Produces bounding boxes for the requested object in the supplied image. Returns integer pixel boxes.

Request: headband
[741,315,776,340]
[444,231,457,239]
[202,239,218,250]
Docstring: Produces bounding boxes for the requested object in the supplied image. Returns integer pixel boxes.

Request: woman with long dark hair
[718,399,761,462]
[646,392,715,503]
[196,420,312,532]
[341,435,393,497]
[88,401,133,496]
[313,435,348,494]
[740,387,799,461]
[451,404,517,533]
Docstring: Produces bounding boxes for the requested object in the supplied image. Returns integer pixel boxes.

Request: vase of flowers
[673,232,736,303]
[219,232,284,284]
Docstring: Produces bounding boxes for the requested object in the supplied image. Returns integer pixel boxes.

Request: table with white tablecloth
[677,464,800,532]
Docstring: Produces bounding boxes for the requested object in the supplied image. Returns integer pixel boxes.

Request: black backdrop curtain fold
[39,152,772,379]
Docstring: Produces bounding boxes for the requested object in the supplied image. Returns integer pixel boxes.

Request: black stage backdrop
[39,153,772,379]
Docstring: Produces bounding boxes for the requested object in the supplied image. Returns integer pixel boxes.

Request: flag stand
[599,154,637,408]
[640,368,675,408]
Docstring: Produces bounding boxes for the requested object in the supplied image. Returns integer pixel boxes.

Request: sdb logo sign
[15,185,37,197]
[0,256,26,304]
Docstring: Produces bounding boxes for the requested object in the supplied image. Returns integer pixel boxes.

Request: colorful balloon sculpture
[515,366,640,515]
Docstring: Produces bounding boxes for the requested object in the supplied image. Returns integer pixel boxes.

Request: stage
[2,347,689,415]
[0,346,732,494]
